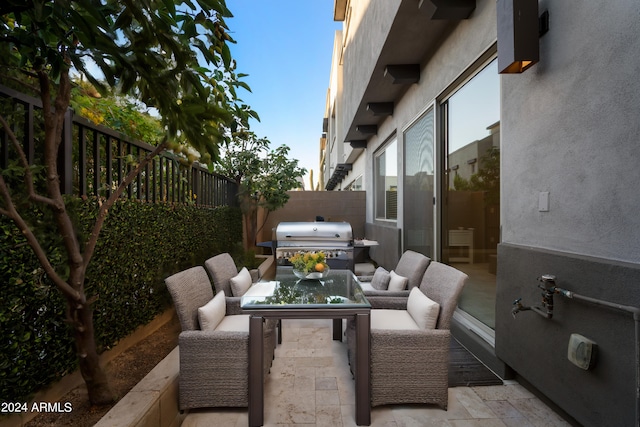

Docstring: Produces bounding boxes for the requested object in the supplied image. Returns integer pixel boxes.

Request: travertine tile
[483,400,524,419]
[508,398,571,427]
[316,389,341,406]
[448,419,508,427]
[472,383,535,401]
[316,376,338,390]
[316,405,343,427]
[452,387,498,419]
[266,390,316,424]
[181,319,569,427]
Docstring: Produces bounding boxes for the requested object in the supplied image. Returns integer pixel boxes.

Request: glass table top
[240,267,370,309]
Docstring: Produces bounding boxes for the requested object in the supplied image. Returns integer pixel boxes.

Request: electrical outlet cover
[567,333,598,370]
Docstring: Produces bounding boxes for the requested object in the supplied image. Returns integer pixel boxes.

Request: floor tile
[181,319,568,427]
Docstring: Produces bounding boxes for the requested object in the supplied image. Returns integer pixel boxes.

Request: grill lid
[275,222,353,247]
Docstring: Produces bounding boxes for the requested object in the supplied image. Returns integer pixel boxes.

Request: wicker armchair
[347,261,467,410]
[165,266,275,410]
[205,252,280,344]
[358,250,431,298]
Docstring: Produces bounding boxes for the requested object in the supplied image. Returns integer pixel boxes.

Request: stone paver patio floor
[182,319,571,427]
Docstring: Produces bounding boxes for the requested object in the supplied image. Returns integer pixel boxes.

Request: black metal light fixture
[497,0,539,74]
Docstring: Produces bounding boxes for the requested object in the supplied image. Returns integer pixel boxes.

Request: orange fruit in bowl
[314,263,325,272]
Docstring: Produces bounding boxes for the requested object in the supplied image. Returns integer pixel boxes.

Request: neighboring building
[322,1,640,426]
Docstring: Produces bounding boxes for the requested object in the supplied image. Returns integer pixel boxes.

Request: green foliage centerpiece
[289,251,330,280]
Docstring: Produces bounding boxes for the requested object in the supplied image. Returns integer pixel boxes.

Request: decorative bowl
[293,265,330,280]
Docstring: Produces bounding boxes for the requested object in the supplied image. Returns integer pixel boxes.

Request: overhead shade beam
[334,0,347,21]
[367,102,394,117]
[384,64,420,85]
[349,140,368,149]
[356,125,378,136]
[418,0,476,20]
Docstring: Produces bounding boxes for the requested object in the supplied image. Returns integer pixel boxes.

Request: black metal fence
[0,84,237,207]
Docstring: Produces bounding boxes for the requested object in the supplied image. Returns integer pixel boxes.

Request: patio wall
[495,1,640,426]
[258,191,366,244]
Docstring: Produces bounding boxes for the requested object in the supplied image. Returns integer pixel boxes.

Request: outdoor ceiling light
[497,0,539,74]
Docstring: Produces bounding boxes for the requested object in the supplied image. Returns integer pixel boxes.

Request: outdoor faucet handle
[512,298,523,318]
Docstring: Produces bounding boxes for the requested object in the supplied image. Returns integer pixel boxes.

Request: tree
[0,0,245,405]
[453,147,500,205]
[215,129,306,250]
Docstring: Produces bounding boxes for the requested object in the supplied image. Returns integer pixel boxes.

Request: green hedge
[0,197,242,403]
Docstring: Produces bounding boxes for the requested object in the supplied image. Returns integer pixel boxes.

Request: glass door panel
[404,108,434,257]
[442,60,499,329]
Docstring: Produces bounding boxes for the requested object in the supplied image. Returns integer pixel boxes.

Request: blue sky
[226,1,341,189]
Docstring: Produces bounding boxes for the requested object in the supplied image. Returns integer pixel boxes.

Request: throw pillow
[370,267,391,290]
[406,287,440,330]
[388,270,409,291]
[197,290,226,331]
[230,267,252,297]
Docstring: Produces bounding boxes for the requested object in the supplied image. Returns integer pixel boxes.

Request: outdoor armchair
[205,252,281,343]
[347,261,467,410]
[358,250,431,297]
[165,266,275,410]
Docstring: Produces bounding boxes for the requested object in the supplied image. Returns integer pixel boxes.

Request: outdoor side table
[241,267,372,427]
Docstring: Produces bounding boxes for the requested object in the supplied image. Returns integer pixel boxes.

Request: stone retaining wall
[94,347,181,427]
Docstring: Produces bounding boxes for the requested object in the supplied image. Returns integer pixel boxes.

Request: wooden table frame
[247,308,371,426]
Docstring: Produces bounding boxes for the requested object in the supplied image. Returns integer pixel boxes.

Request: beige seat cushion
[215,314,251,332]
[388,270,409,291]
[407,287,440,330]
[197,290,226,331]
[230,267,252,296]
[370,309,421,331]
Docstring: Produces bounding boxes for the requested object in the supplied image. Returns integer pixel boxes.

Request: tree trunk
[243,208,258,252]
[69,296,114,405]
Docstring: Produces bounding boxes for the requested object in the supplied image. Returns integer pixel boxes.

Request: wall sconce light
[497,0,540,74]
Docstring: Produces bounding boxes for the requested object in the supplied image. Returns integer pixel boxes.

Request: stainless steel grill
[275,221,354,271]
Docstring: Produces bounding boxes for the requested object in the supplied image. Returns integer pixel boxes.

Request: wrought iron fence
[0,84,237,207]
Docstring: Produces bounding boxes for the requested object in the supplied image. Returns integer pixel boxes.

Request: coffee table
[241,267,371,426]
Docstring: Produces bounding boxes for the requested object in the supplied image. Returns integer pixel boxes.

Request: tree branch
[0,175,81,302]
[0,114,57,207]
[82,139,169,269]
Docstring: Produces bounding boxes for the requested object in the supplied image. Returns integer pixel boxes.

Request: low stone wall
[0,309,176,427]
[94,347,181,427]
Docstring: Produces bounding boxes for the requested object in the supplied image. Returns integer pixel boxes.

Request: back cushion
[406,287,440,330]
[230,267,252,296]
[370,267,391,290]
[198,290,226,331]
[388,270,408,291]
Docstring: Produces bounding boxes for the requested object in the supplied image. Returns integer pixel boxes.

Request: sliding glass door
[441,59,500,329]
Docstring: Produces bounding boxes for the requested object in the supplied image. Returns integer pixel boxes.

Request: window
[346,175,363,191]
[404,108,434,256]
[375,139,398,220]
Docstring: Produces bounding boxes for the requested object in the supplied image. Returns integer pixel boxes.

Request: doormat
[449,337,502,387]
